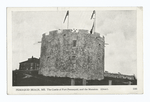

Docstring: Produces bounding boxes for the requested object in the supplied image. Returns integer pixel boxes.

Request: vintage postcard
[7,7,143,94]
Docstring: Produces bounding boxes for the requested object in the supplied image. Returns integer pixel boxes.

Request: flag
[91,10,95,19]
[90,22,94,34]
[63,11,69,23]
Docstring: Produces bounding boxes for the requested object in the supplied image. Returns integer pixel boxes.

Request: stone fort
[39,29,105,81]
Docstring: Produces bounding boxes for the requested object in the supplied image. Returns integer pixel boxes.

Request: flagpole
[94,11,96,33]
[67,12,69,29]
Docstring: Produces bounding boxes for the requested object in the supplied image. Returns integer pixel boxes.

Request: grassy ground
[13,70,137,86]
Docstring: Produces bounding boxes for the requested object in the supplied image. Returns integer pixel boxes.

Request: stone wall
[39,29,105,80]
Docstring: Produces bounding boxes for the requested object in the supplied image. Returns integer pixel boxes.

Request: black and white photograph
[7,7,143,94]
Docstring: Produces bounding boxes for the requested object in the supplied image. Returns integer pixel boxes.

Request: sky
[12,10,137,76]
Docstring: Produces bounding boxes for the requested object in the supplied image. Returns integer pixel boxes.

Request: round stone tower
[39,29,105,80]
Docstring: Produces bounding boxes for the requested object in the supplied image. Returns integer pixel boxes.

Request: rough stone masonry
[39,29,105,80]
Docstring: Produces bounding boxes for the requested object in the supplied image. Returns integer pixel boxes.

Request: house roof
[20,56,40,64]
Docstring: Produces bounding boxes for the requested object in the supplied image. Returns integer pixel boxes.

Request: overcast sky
[12,10,137,76]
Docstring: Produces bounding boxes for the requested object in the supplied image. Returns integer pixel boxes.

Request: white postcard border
[7,7,143,95]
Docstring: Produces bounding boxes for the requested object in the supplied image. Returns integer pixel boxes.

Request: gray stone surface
[39,29,105,80]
